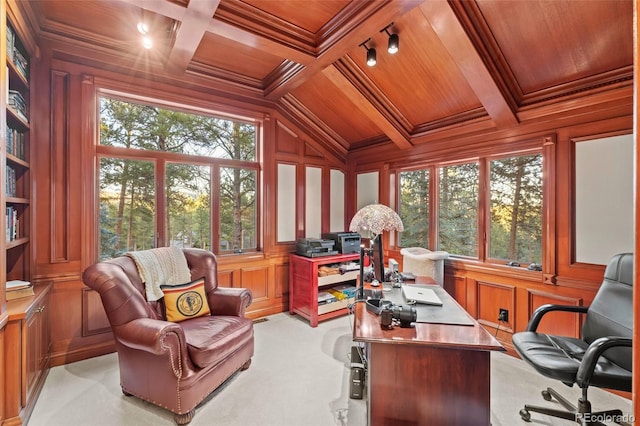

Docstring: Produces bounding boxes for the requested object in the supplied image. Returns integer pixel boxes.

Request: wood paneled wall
[29,41,350,366]
[378,111,633,359]
[25,36,635,375]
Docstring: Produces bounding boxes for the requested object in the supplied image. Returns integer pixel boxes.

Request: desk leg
[367,343,491,426]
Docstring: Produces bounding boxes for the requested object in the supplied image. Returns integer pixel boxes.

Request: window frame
[94,89,263,257]
[394,140,549,269]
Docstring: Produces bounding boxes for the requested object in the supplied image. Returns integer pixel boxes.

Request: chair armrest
[113,318,185,355]
[576,336,633,388]
[209,287,252,317]
[526,304,589,331]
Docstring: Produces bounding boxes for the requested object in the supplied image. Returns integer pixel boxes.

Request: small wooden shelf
[6,153,29,168]
[6,237,29,249]
[289,253,360,327]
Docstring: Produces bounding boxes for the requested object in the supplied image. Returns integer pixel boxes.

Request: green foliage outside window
[399,169,430,248]
[398,153,543,264]
[98,97,258,259]
[99,158,156,259]
[438,163,479,257]
[489,154,542,263]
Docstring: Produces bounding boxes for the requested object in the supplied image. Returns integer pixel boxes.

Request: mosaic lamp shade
[349,203,404,238]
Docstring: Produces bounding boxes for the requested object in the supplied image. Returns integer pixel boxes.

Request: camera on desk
[380,303,417,329]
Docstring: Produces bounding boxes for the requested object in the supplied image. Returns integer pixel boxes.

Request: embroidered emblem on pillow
[161,278,211,322]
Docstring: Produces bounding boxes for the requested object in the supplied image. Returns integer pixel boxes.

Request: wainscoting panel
[476,281,516,332]
[81,287,110,337]
[526,289,584,337]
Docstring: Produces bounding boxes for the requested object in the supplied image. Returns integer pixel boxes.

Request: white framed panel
[575,134,634,264]
[357,171,378,210]
[277,163,296,242]
[305,166,322,238]
[330,169,345,232]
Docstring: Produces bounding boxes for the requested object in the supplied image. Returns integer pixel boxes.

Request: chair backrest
[400,247,449,286]
[582,252,633,371]
[83,248,219,326]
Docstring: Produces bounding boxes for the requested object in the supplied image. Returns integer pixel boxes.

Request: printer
[296,238,338,258]
[322,232,361,254]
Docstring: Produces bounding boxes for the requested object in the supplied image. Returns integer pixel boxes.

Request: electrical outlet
[498,308,509,323]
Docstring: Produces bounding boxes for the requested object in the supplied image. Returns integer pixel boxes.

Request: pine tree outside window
[98,96,259,259]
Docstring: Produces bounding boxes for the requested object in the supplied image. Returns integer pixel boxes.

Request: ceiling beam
[165,0,221,74]
[207,19,315,66]
[419,1,518,128]
[265,0,424,101]
[321,65,413,150]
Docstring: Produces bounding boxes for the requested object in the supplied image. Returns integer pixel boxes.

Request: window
[398,152,543,266]
[438,162,479,257]
[398,169,430,247]
[489,154,542,264]
[166,163,211,250]
[98,96,259,259]
[99,158,155,258]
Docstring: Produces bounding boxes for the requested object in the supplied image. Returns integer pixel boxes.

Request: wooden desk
[353,278,504,425]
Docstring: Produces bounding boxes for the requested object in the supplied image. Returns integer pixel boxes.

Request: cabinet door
[25,294,49,403]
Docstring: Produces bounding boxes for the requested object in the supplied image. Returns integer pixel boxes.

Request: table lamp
[349,204,404,299]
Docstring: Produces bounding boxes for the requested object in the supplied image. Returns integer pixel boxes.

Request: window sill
[445,258,543,283]
[216,251,265,264]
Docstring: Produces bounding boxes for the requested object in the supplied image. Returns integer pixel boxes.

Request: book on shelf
[6,127,25,160]
[6,23,28,80]
[6,279,31,290]
[6,286,35,301]
[5,165,16,197]
[8,90,28,122]
[6,24,14,63]
[5,206,19,242]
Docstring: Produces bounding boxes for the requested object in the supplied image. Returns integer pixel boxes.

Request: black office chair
[512,252,633,425]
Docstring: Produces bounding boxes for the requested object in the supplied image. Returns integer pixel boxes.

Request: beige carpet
[29,312,632,426]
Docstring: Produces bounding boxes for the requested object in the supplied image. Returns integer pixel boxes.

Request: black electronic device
[371,234,385,284]
[349,346,365,399]
[295,238,338,258]
[322,232,361,254]
[380,303,417,329]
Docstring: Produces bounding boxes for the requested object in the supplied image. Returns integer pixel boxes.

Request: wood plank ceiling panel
[240,0,351,34]
[474,0,633,96]
[192,32,285,81]
[344,7,483,127]
[290,72,381,144]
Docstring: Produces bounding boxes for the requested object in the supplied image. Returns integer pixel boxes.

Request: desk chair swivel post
[512,252,633,425]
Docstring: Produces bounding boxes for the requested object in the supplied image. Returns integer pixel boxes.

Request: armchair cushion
[181,315,253,369]
[161,278,211,322]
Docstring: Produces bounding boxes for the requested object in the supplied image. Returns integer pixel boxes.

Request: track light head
[381,23,399,54]
[366,47,377,66]
[387,33,399,54]
[360,39,377,67]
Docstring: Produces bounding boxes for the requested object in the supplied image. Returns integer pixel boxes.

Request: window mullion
[478,159,489,262]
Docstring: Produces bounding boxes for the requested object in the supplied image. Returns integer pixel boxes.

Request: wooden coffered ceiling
[21,0,633,157]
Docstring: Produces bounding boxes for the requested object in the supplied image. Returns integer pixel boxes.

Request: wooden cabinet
[4,283,51,425]
[289,253,360,327]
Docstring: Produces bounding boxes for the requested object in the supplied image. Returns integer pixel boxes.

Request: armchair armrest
[113,318,185,355]
[209,287,252,317]
[526,304,589,331]
[576,336,633,388]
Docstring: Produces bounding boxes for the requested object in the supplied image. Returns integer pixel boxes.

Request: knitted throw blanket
[126,247,192,302]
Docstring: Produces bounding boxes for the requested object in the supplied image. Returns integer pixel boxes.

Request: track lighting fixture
[359,39,377,67]
[381,23,399,54]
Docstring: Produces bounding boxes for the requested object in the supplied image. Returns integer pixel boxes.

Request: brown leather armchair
[83,248,254,425]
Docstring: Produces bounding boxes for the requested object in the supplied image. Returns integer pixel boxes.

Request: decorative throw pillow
[160,278,211,322]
